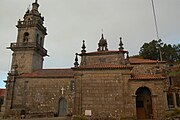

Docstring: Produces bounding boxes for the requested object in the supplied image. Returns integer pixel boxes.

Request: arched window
[40,37,43,46]
[36,34,40,44]
[23,32,29,43]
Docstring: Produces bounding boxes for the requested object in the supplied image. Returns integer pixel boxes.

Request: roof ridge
[38,68,72,70]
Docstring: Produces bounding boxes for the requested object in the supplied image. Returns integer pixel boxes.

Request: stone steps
[138,119,153,120]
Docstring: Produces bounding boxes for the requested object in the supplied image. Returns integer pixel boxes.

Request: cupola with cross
[7,0,48,74]
[97,34,108,51]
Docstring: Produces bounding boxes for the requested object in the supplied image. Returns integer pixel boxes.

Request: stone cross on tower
[61,87,65,95]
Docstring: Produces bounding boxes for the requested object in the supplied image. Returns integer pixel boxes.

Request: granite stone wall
[11,77,75,118]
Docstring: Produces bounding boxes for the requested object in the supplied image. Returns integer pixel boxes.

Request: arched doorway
[136,87,152,119]
[58,98,67,116]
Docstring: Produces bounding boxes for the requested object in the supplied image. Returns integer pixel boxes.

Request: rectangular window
[167,93,174,108]
[70,81,75,91]
[169,77,172,86]
[176,93,180,107]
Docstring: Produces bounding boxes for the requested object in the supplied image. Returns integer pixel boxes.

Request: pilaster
[173,92,177,108]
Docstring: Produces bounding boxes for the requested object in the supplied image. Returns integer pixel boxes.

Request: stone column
[132,94,137,118]
[151,95,157,119]
[173,92,177,108]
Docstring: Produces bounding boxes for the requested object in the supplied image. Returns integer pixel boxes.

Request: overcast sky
[0,0,179,88]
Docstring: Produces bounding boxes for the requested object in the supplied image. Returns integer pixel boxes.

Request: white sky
[0,0,179,88]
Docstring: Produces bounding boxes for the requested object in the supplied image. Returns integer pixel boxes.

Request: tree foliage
[139,39,180,64]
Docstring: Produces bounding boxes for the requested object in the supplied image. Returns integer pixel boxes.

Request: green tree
[139,40,162,60]
[161,44,176,63]
[139,40,179,64]
[173,44,180,63]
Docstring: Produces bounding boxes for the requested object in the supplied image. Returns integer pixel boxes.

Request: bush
[163,109,180,119]
[73,116,87,120]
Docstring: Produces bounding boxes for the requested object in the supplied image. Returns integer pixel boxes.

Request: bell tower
[8,0,47,74]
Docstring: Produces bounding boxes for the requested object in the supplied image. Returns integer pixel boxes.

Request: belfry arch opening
[23,32,29,43]
[136,87,153,119]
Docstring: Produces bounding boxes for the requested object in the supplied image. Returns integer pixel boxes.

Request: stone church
[2,0,179,119]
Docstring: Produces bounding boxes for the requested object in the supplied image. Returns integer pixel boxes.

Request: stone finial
[119,37,124,51]
[32,0,39,11]
[74,53,79,67]
[81,40,86,53]
[97,34,108,51]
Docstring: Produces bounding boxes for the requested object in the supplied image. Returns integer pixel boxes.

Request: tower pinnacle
[119,37,124,51]
[81,40,86,53]
[32,0,39,12]
[22,0,46,28]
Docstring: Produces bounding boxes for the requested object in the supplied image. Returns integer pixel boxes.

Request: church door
[136,87,152,119]
[58,98,67,116]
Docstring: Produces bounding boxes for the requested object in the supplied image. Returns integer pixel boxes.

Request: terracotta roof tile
[129,58,166,64]
[73,63,132,70]
[19,69,74,78]
[130,74,166,80]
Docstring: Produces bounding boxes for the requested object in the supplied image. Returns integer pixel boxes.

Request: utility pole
[151,0,163,61]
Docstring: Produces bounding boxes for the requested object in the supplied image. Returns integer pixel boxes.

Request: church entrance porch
[136,87,153,119]
[58,98,67,117]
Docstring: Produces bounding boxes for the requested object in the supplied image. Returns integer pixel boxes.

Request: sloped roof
[19,69,74,78]
[129,58,166,64]
[73,63,133,70]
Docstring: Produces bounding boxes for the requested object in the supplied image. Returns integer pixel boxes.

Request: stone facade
[3,1,178,120]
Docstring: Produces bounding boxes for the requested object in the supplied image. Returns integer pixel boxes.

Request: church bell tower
[8,0,47,74]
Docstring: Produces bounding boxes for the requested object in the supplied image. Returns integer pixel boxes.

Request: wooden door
[136,87,152,119]
[58,98,67,116]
